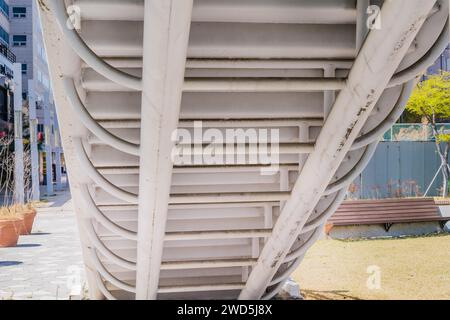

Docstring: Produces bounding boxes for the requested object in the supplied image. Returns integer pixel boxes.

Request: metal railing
[383,123,450,142]
[0,43,16,63]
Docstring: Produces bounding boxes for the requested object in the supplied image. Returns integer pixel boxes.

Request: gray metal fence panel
[355,141,448,199]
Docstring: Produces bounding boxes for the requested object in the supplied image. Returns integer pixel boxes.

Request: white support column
[239,0,437,300]
[135,0,193,300]
[13,63,24,204]
[55,147,62,191]
[54,119,62,191]
[28,80,40,201]
[44,93,53,196]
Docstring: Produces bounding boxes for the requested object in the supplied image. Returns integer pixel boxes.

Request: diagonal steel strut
[239,0,438,300]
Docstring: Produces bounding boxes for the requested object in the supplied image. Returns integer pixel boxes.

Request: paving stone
[0,191,86,300]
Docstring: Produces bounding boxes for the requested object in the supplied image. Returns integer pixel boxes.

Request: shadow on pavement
[46,190,72,208]
[15,244,42,248]
[0,261,23,267]
[301,289,362,300]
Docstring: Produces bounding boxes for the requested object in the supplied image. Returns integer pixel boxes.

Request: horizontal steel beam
[164,229,272,241]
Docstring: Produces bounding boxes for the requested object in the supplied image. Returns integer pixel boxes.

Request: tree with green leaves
[405,71,450,197]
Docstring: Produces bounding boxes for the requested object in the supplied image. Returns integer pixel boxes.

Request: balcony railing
[0,64,13,79]
[0,43,16,63]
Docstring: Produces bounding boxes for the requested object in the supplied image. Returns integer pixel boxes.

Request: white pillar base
[280,278,303,300]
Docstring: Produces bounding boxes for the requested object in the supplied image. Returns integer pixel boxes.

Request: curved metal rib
[94,272,118,300]
[83,219,136,270]
[325,142,378,195]
[64,78,140,156]
[302,188,348,233]
[284,226,324,263]
[388,18,449,88]
[352,80,416,150]
[49,0,142,91]
[80,185,138,241]
[266,190,349,295]
[89,248,136,293]
[262,255,307,300]
[73,138,138,204]
[262,227,325,299]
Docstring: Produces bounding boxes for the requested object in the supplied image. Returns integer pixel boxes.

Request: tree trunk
[442,143,449,198]
[443,168,449,197]
[429,117,449,198]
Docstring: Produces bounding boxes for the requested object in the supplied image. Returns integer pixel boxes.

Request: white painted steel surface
[38,0,449,299]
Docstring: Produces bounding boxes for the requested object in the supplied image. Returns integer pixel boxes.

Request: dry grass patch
[0,203,35,219]
[292,234,450,300]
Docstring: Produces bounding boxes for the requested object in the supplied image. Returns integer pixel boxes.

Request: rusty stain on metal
[38,0,50,12]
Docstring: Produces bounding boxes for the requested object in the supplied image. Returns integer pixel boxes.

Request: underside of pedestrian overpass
[38,0,449,299]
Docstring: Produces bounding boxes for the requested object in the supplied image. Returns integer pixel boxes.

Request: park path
[0,190,86,300]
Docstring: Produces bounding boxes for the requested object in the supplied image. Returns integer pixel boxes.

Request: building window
[0,26,8,46]
[0,0,9,18]
[12,35,26,46]
[21,63,27,75]
[12,7,26,18]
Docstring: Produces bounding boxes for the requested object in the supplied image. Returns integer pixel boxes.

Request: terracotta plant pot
[19,210,37,235]
[0,219,21,247]
[325,222,334,235]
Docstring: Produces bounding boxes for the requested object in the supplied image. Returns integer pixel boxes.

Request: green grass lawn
[292,233,450,300]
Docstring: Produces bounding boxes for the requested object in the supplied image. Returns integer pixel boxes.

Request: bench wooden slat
[341,198,435,204]
[333,206,438,215]
[333,212,438,218]
[329,198,448,226]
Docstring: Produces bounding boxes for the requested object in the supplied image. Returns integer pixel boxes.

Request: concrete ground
[0,190,86,300]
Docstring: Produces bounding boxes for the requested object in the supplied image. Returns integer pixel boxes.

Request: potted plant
[19,204,37,235]
[0,206,22,247]
[8,204,37,235]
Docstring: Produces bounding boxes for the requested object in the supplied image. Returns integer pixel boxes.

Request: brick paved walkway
[0,191,86,300]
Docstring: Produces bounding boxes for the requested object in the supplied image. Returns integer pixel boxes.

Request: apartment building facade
[0,0,15,133]
[0,0,63,201]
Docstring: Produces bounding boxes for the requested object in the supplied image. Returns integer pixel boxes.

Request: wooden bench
[328,198,450,232]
